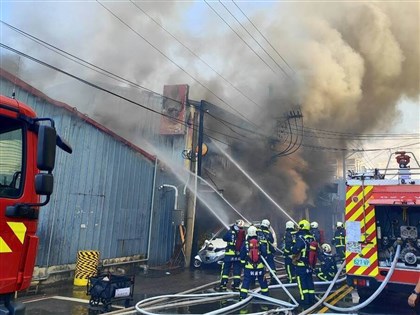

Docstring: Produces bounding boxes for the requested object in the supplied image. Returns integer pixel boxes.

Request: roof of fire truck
[346,151,420,205]
[0,94,37,118]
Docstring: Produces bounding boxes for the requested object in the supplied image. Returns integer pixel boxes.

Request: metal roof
[0,69,184,268]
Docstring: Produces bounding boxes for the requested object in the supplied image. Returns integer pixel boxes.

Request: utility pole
[184,108,199,267]
[197,100,206,177]
[184,101,206,267]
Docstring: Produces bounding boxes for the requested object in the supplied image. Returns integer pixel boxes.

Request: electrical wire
[129,0,264,110]
[96,0,258,127]
[218,0,290,78]
[232,0,295,74]
[0,19,257,145]
[203,0,278,75]
[3,20,417,153]
[0,43,241,147]
[0,19,269,149]
[0,20,186,109]
[2,25,417,155]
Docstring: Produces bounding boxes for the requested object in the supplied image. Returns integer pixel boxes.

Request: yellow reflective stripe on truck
[0,237,12,253]
[0,222,27,253]
[345,185,379,277]
[7,222,27,243]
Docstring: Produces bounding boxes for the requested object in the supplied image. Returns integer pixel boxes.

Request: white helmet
[321,243,332,253]
[336,221,344,228]
[235,219,245,228]
[286,221,294,229]
[310,221,318,229]
[261,219,270,228]
[247,225,257,237]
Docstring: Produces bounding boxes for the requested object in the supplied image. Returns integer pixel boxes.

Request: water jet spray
[212,141,298,225]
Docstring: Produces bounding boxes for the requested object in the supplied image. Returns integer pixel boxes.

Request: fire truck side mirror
[37,125,57,171]
[35,173,54,196]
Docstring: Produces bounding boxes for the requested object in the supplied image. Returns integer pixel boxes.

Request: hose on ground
[261,255,299,307]
[297,261,346,315]
[135,292,238,315]
[323,244,401,312]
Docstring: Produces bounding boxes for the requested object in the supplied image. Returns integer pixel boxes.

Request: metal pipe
[158,184,179,210]
[146,158,158,263]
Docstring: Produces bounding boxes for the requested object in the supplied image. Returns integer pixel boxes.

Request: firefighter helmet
[261,219,270,228]
[321,243,332,253]
[336,221,344,228]
[299,219,310,230]
[310,221,318,229]
[286,221,294,229]
[247,225,257,237]
[235,219,245,228]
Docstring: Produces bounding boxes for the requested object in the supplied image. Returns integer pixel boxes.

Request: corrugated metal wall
[0,74,184,267]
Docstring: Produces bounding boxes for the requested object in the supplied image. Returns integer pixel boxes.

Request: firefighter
[283,220,297,283]
[257,219,277,285]
[292,219,316,306]
[332,221,346,262]
[217,219,245,291]
[315,243,337,281]
[310,221,321,244]
[239,225,269,300]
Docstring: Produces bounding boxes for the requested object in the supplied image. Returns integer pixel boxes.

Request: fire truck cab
[0,95,71,314]
[345,151,420,300]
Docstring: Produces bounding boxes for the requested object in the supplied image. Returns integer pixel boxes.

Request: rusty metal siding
[0,77,178,267]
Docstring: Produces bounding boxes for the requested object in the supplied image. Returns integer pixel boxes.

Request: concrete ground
[15,265,221,315]
[13,264,417,315]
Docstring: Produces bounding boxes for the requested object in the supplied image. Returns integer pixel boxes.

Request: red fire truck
[0,95,71,314]
[345,151,420,300]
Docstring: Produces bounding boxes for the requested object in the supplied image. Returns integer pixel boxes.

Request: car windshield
[0,117,24,198]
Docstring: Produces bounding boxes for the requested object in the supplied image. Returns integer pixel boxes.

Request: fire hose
[323,243,401,312]
[262,255,299,307]
[297,261,346,315]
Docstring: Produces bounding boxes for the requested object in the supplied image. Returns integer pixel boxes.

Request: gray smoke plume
[199,1,419,221]
[1,2,419,221]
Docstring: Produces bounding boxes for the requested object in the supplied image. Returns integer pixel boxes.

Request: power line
[0,20,161,97]
[299,125,420,138]
[232,0,295,74]
[96,0,258,127]
[0,43,244,147]
[286,127,420,141]
[204,106,420,143]
[1,25,418,156]
[0,21,261,146]
[299,141,420,152]
[218,0,290,78]
[203,0,278,76]
[6,17,413,152]
[129,0,264,110]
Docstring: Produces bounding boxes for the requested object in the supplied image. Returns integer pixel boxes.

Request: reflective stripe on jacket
[291,231,315,267]
[332,228,345,247]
